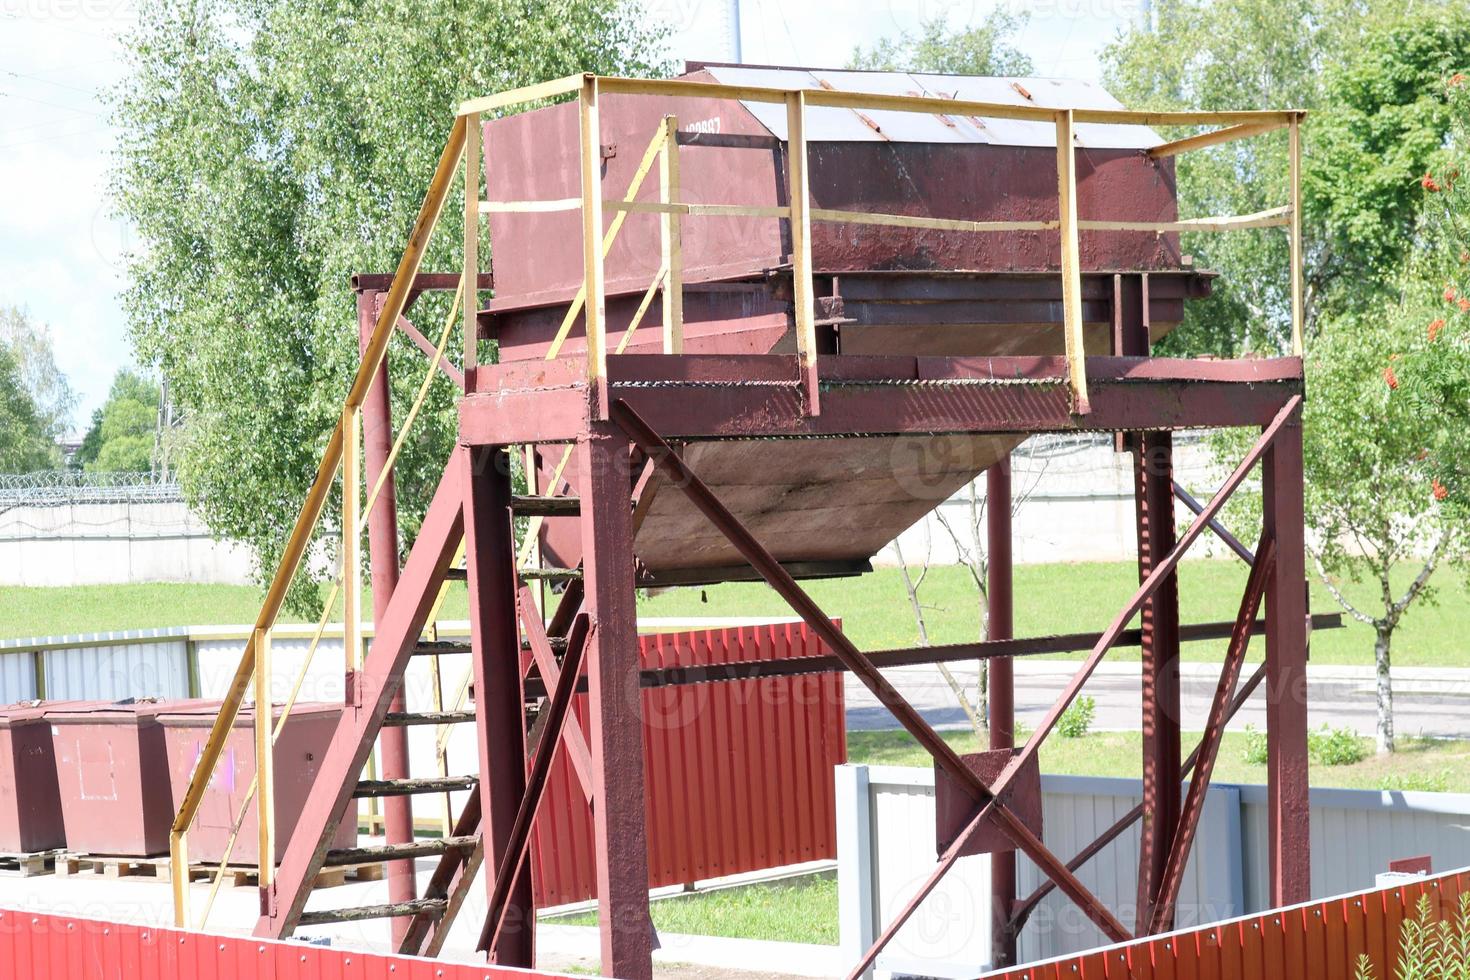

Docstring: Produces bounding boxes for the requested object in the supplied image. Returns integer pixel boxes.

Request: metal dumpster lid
[155,701,342,725]
[42,697,216,723]
[697,64,1163,149]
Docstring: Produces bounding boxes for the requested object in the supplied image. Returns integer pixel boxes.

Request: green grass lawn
[5,559,1469,667]
[542,871,838,945]
[848,728,1470,793]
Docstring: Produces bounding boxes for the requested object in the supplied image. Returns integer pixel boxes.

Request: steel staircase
[250,450,598,958]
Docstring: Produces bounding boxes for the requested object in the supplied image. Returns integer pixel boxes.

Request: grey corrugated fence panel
[42,639,190,701]
[1238,783,1470,912]
[0,653,37,702]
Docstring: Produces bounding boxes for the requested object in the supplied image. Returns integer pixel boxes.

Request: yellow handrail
[170,114,470,926]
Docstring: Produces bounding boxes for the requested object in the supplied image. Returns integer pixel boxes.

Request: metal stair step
[510,494,581,516]
[381,710,476,727]
[439,565,584,584]
[297,898,447,926]
[353,776,477,798]
[411,637,566,657]
[519,567,583,582]
[322,836,478,867]
[411,640,471,657]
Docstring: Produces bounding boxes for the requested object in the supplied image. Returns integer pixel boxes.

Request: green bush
[1242,723,1269,765]
[1057,696,1095,739]
[1308,724,1370,767]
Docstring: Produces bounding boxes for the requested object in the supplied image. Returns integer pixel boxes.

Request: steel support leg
[987,459,1017,968]
[1263,406,1310,905]
[463,446,535,966]
[1134,429,1182,932]
[579,424,654,980]
[356,288,416,944]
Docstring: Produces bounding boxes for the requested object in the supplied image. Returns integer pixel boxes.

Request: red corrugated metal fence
[0,907,574,980]
[983,866,1470,980]
[529,620,847,907]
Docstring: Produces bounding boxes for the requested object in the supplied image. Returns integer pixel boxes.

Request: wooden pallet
[56,852,181,882]
[200,860,386,889]
[0,849,63,877]
[55,852,385,889]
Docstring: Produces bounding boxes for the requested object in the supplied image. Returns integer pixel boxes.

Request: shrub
[1242,723,1269,765]
[1057,696,1095,739]
[1308,724,1370,767]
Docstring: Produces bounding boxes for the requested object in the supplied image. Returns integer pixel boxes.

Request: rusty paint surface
[933,748,1041,858]
[481,70,1181,319]
[45,700,208,857]
[0,702,66,853]
[528,620,847,908]
[157,702,351,866]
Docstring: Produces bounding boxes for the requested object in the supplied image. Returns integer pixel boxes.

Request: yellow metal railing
[461,73,1306,415]
[172,73,1306,928]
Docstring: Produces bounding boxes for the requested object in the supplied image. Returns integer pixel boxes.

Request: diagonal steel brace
[609,400,1136,964]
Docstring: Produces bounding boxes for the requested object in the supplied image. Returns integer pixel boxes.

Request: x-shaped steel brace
[611,393,1302,979]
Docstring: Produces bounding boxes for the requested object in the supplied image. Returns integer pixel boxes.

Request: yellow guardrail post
[660,114,683,355]
[785,90,817,414]
[579,75,608,416]
[169,114,468,929]
[1289,111,1304,356]
[1054,107,1088,415]
[254,626,275,898]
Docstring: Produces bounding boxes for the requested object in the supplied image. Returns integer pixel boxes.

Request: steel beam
[854,395,1302,972]
[461,355,1303,446]
[356,288,417,945]
[518,584,595,803]
[1150,536,1274,932]
[257,457,465,938]
[1263,405,1310,904]
[1134,431,1182,932]
[479,615,591,954]
[609,400,1132,974]
[513,611,1342,698]
[987,458,1017,968]
[578,425,655,980]
[462,446,534,966]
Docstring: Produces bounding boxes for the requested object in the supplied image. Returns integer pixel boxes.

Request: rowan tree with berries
[1305,72,1470,753]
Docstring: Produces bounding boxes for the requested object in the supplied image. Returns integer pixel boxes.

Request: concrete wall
[0,496,253,586]
[876,432,1231,567]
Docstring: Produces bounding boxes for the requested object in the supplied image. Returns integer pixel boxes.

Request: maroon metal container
[158,701,353,865]
[45,699,199,857]
[0,701,67,853]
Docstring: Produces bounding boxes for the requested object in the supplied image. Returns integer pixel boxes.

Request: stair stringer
[255,453,466,939]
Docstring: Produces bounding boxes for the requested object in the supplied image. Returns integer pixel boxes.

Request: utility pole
[729,0,742,62]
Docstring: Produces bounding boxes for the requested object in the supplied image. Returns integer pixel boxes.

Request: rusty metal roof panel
[700,66,1161,148]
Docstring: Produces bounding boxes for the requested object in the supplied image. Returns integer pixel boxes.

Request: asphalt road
[844,663,1470,738]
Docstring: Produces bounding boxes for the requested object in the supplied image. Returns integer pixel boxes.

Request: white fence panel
[1239,784,1470,911]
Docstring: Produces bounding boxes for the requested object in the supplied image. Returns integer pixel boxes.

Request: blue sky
[0,0,1143,434]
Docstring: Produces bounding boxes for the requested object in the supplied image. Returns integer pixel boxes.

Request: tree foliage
[0,345,55,474]
[1102,0,1470,355]
[0,305,75,447]
[75,370,160,473]
[848,10,1033,76]
[112,0,671,604]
